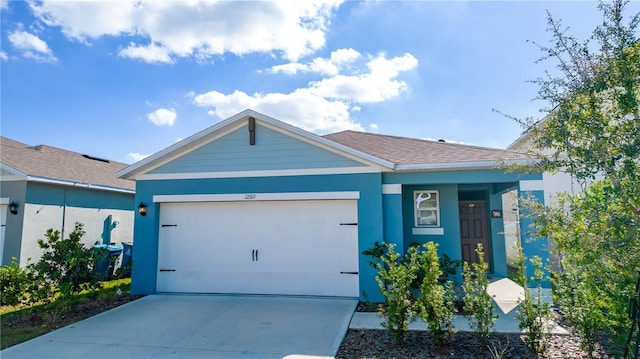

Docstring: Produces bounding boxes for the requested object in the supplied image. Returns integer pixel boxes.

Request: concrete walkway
[2,295,357,359]
[350,278,568,335]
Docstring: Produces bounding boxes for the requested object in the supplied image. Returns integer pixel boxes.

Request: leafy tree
[511,0,640,354]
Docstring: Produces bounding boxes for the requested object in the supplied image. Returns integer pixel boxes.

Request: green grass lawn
[1,278,133,349]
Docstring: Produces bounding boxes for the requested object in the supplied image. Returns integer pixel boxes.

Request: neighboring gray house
[0,137,135,266]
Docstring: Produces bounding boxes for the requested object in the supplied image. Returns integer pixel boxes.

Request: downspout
[61,186,67,239]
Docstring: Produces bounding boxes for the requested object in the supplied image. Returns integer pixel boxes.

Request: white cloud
[194,52,417,133]
[194,89,362,133]
[146,108,176,126]
[126,152,150,162]
[30,0,343,63]
[8,29,57,62]
[119,43,173,64]
[0,0,8,10]
[309,53,418,103]
[270,48,361,76]
[270,62,310,76]
[0,51,8,61]
[369,123,379,131]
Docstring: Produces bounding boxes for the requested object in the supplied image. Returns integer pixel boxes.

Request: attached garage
[155,194,360,297]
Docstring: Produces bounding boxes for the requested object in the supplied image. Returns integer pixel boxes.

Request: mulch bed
[336,330,614,359]
[339,303,617,358]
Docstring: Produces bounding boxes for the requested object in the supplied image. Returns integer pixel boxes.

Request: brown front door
[459,200,491,270]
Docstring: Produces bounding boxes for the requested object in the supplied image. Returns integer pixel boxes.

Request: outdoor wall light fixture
[138,203,147,216]
[9,201,18,215]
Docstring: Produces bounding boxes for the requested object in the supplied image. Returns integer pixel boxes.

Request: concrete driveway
[1,295,357,359]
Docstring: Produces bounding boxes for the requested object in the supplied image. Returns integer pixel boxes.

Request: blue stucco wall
[382,193,403,250]
[131,172,385,300]
[150,124,365,174]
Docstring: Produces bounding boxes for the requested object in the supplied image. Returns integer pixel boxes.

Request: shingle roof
[323,131,528,167]
[1,137,134,191]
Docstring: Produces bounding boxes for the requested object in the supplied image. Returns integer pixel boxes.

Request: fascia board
[394,158,533,172]
[25,175,135,194]
[255,117,394,170]
[507,114,551,150]
[0,163,28,178]
[118,110,253,179]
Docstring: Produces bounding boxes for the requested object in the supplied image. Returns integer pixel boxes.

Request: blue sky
[1,1,623,164]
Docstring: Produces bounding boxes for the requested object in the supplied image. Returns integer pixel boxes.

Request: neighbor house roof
[1,137,135,193]
[324,131,530,171]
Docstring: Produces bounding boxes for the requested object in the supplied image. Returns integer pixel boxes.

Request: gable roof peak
[118,109,395,179]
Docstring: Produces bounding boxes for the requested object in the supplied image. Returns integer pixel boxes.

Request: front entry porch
[379,173,547,286]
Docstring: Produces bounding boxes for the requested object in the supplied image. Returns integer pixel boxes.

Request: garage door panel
[157,199,359,297]
[158,271,357,297]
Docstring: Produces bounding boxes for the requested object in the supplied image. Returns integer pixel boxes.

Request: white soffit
[519,180,544,191]
[382,184,402,194]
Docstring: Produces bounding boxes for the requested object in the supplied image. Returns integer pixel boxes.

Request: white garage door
[157,199,359,297]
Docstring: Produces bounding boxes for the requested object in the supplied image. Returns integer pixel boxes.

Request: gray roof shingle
[323,130,527,166]
[1,137,134,191]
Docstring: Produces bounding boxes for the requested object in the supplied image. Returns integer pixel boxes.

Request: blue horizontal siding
[150,124,365,174]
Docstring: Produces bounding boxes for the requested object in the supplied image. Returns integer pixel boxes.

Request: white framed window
[414,190,440,227]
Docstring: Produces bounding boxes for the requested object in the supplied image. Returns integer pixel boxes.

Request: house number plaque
[244,193,257,200]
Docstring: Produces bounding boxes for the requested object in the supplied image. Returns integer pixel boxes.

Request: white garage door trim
[0,198,7,266]
[153,191,360,203]
[156,198,360,297]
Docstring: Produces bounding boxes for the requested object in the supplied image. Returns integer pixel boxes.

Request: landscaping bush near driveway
[0,278,139,349]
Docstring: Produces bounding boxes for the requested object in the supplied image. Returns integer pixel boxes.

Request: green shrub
[514,241,551,354]
[415,242,456,345]
[437,253,462,284]
[375,243,418,344]
[463,243,498,349]
[27,223,102,305]
[0,259,31,306]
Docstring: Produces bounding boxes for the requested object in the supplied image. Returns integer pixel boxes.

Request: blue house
[118,110,546,301]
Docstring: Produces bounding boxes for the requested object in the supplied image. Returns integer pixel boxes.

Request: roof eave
[261,120,395,169]
[394,158,533,172]
[26,175,135,194]
[0,163,28,178]
[118,111,248,179]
